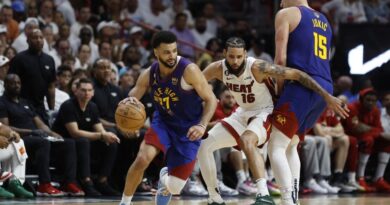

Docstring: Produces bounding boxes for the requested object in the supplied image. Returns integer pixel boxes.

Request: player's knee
[166,176,186,194]
[240,131,257,151]
[134,153,152,169]
[339,135,350,147]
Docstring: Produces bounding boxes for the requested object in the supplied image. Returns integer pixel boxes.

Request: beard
[225,59,246,76]
[159,57,177,69]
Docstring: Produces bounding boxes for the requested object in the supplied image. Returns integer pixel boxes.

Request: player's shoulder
[276,7,301,19]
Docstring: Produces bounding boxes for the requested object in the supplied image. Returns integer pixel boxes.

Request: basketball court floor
[1,194,390,205]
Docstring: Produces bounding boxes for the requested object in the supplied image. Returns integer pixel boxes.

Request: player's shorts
[215,106,273,149]
[271,76,333,140]
[144,119,200,180]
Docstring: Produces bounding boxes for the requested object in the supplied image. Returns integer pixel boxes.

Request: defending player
[199,37,347,205]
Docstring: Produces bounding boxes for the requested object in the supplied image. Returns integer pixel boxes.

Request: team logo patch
[24,106,29,109]
[172,77,178,85]
[85,117,91,122]
[45,65,50,70]
[276,114,286,126]
[111,92,117,97]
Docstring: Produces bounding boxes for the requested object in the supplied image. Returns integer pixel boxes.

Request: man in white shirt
[0,55,9,96]
[12,18,50,53]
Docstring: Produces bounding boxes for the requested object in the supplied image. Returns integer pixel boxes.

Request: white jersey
[222,57,274,111]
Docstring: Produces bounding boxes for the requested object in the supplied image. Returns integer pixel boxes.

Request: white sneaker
[236,180,257,195]
[318,180,340,194]
[218,181,239,196]
[346,180,365,192]
[305,179,327,194]
[182,180,208,196]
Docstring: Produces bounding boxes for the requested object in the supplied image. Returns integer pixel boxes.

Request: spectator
[3,47,16,62]
[12,18,50,53]
[127,26,149,66]
[71,26,99,63]
[191,16,214,48]
[37,0,59,35]
[119,45,142,73]
[55,0,76,25]
[0,74,83,197]
[247,38,273,63]
[322,0,367,34]
[74,44,92,70]
[9,29,56,124]
[364,0,390,23]
[44,65,71,113]
[119,0,145,23]
[70,6,91,38]
[91,59,123,131]
[98,41,118,74]
[0,25,7,55]
[342,88,389,192]
[0,55,9,95]
[50,39,72,68]
[165,0,195,27]
[169,13,198,59]
[42,25,55,52]
[0,5,19,42]
[201,2,226,36]
[376,92,390,192]
[143,0,171,30]
[52,78,121,196]
[0,124,34,198]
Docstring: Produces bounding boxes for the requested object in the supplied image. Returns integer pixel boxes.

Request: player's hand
[8,131,20,143]
[0,136,9,149]
[325,94,349,119]
[119,97,144,109]
[187,124,206,141]
[102,132,120,144]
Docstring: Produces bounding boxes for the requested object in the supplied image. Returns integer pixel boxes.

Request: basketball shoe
[252,194,276,205]
[156,167,172,205]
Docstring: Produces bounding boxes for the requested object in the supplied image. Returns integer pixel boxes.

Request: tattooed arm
[252,59,349,118]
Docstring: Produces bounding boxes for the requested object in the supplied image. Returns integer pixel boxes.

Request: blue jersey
[149,56,203,134]
[287,6,332,82]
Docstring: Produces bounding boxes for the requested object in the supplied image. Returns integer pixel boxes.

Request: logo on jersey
[153,87,179,115]
[276,114,287,126]
[226,80,254,93]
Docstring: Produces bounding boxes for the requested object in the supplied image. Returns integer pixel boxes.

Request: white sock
[120,194,133,205]
[334,169,343,173]
[207,186,224,203]
[348,172,356,183]
[374,152,390,181]
[357,153,370,178]
[255,178,269,196]
[236,170,246,184]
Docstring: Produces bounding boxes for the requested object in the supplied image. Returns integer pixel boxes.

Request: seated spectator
[0,124,33,198]
[75,44,92,70]
[342,88,390,192]
[321,0,367,34]
[52,78,121,196]
[0,74,83,197]
[247,38,273,63]
[0,55,9,96]
[375,92,390,192]
[364,0,390,23]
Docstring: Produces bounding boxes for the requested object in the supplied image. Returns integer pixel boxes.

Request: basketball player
[267,1,348,205]
[199,37,348,205]
[119,31,217,205]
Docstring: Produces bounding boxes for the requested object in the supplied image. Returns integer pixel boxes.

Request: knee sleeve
[166,175,187,194]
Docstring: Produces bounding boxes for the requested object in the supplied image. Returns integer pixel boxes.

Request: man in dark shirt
[52,78,120,196]
[0,74,83,197]
[9,29,55,124]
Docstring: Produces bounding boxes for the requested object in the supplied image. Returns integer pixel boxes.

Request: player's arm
[252,59,349,118]
[202,61,223,82]
[185,64,218,141]
[123,67,151,105]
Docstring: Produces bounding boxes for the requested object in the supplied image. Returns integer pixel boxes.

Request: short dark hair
[151,31,177,49]
[56,64,72,76]
[225,37,246,49]
[175,12,187,21]
[76,78,93,88]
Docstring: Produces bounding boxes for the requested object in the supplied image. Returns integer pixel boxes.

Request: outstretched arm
[252,60,349,118]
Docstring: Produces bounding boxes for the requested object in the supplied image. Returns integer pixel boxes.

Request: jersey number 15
[313,32,327,60]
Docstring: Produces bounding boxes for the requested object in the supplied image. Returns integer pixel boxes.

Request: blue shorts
[271,76,333,140]
[144,118,200,180]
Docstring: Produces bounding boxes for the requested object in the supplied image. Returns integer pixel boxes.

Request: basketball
[115,101,146,132]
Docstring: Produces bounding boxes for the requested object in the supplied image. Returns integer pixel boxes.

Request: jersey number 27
[313,32,327,60]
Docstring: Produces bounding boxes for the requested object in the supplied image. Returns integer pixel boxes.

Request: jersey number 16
[313,32,327,60]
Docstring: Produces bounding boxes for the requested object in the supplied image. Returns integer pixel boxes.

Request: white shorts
[210,107,273,146]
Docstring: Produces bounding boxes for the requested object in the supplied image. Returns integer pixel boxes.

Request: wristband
[196,124,206,129]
